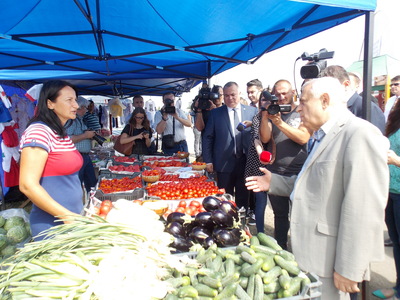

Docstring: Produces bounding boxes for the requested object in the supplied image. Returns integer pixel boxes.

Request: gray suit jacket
[270,110,389,281]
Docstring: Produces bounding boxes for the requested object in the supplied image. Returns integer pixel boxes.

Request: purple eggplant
[214,229,240,247]
[195,212,214,229]
[166,212,186,224]
[211,209,234,228]
[203,236,215,249]
[170,236,192,252]
[165,221,185,237]
[189,226,212,244]
[219,201,239,221]
[202,196,221,212]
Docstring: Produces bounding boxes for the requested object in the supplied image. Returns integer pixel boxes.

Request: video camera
[163,98,176,114]
[300,48,334,79]
[260,91,291,115]
[197,85,220,110]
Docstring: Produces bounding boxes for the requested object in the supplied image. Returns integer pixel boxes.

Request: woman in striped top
[19,80,84,240]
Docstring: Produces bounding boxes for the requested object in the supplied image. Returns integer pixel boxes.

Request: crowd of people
[17,70,400,298]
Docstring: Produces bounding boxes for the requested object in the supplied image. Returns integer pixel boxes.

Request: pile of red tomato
[113,156,137,163]
[98,176,143,194]
[93,199,113,218]
[142,160,188,168]
[108,164,140,173]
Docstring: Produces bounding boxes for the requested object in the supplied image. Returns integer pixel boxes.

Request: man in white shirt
[384,75,400,122]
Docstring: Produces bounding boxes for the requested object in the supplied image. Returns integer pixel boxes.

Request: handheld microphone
[259,151,272,164]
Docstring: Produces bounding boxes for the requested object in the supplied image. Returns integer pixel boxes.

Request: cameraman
[193,84,224,132]
[259,79,312,249]
[65,96,97,194]
[154,92,191,155]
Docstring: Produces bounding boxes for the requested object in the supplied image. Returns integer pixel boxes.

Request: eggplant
[214,229,240,247]
[170,236,192,252]
[231,228,242,240]
[203,236,215,249]
[183,219,198,235]
[219,201,239,221]
[189,226,212,244]
[165,221,185,237]
[166,212,186,224]
[195,212,214,229]
[202,196,221,212]
[212,227,225,239]
[211,209,234,228]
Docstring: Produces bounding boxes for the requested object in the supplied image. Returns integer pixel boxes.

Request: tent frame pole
[361,11,374,123]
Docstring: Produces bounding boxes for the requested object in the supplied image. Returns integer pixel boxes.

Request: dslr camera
[197,85,220,110]
[260,91,292,115]
[163,98,176,114]
[88,129,106,146]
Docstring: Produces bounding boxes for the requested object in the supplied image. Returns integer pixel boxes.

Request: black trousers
[216,156,249,209]
[268,194,290,250]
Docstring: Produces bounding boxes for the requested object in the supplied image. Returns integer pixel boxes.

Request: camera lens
[267,104,281,115]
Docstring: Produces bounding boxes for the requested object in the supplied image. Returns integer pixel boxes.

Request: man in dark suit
[202,81,257,209]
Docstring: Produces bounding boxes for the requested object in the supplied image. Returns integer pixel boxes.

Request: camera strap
[172,117,175,137]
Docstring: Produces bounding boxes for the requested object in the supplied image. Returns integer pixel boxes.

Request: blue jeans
[254,192,268,233]
[79,153,97,194]
[162,140,188,156]
[385,192,400,295]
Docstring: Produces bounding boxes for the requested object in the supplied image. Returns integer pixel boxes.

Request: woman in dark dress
[119,107,152,155]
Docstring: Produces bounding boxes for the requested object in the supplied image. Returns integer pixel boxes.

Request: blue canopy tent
[0,0,376,98]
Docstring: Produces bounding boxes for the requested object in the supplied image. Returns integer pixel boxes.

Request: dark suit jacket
[347,92,385,134]
[202,104,257,173]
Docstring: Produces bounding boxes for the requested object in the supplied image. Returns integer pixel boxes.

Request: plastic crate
[98,171,141,180]
[93,188,145,201]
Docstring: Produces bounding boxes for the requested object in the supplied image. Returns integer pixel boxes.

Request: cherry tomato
[178,200,187,208]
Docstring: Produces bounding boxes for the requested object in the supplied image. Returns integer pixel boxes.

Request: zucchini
[250,244,277,256]
[257,232,282,251]
[235,284,252,300]
[254,274,264,300]
[263,265,282,284]
[240,258,264,277]
[193,283,218,297]
[274,255,300,276]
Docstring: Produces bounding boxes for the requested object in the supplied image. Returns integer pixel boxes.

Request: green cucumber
[177,285,199,298]
[200,276,222,289]
[302,275,312,290]
[277,249,296,261]
[263,265,282,284]
[257,232,282,251]
[166,276,190,288]
[261,254,276,272]
[215,282,238,300]
[236,245,256,256]
[224,258,235,277]
[254,274,264,300]
[263,278,281,293]
[164,293,179,300]
[221,272,240,287]
[241,251,257,264]
[240,258,264,277]
[250,244,277,256]
[239,276,249,289]
[282,276,303,297]
[250,236,260,246]
[274,255,300,276]
[235,284,252,300]
[246,274,255,299]
[188,269,199,286]
[225,253,244,265]
[193,283,218,297]
[278,269,292,290]
[211,255,223,272]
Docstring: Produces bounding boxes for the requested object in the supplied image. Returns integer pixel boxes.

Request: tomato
[100,205,112,215]
[102,200,113,207]
[178,200,187,208]
[189,200,201,208]
[175,207,185,213]
[132,200,142,204]
[184,207,196,216]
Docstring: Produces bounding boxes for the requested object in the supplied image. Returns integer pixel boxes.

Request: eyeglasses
[391,83,400,87]
[135,116,144,119]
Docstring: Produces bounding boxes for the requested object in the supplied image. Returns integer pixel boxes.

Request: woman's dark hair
[386,100,400,137]
[27,80,78,137]
[129,107,150,130]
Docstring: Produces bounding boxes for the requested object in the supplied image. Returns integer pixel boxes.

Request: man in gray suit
[246,77,389,299]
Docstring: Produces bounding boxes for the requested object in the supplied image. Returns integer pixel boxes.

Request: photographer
[65,96,97,194]
[154,92,191,155]
[194,84,224,132]
[259,79,312,249]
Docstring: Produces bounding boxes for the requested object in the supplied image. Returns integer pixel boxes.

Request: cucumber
[240,258,264,277]
[235,284,252,300]
[274,255,301,276]
[197,248,217,263]
[225,253,245,265]
[278,269,291,290]
[246,274,255,299]
[221,272,240,287]
[188,269,199,286]
[264,293,277,300]
[166,276,190,288]
[263,265,282,284]
[302,275,312,290]
[236,245,256,256]
[250,236,260,246]
[193,283,218,297]
[200,276,222,289]
[196,268,219,278]
[164,293,179,300]
[211,255,223,272]
[261,255,276,272]
[263,278,281,293]
[177,285,199,298]
[224,258,235,277]
[215,282,238,300]
[277,249,296,261]
[241,251,257,264]
[254,274,264,300]
[257,232,282,251]
[282,276,303,297]
[198,297,214,300]
[239,276,249,289]
[250,244,277,256]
